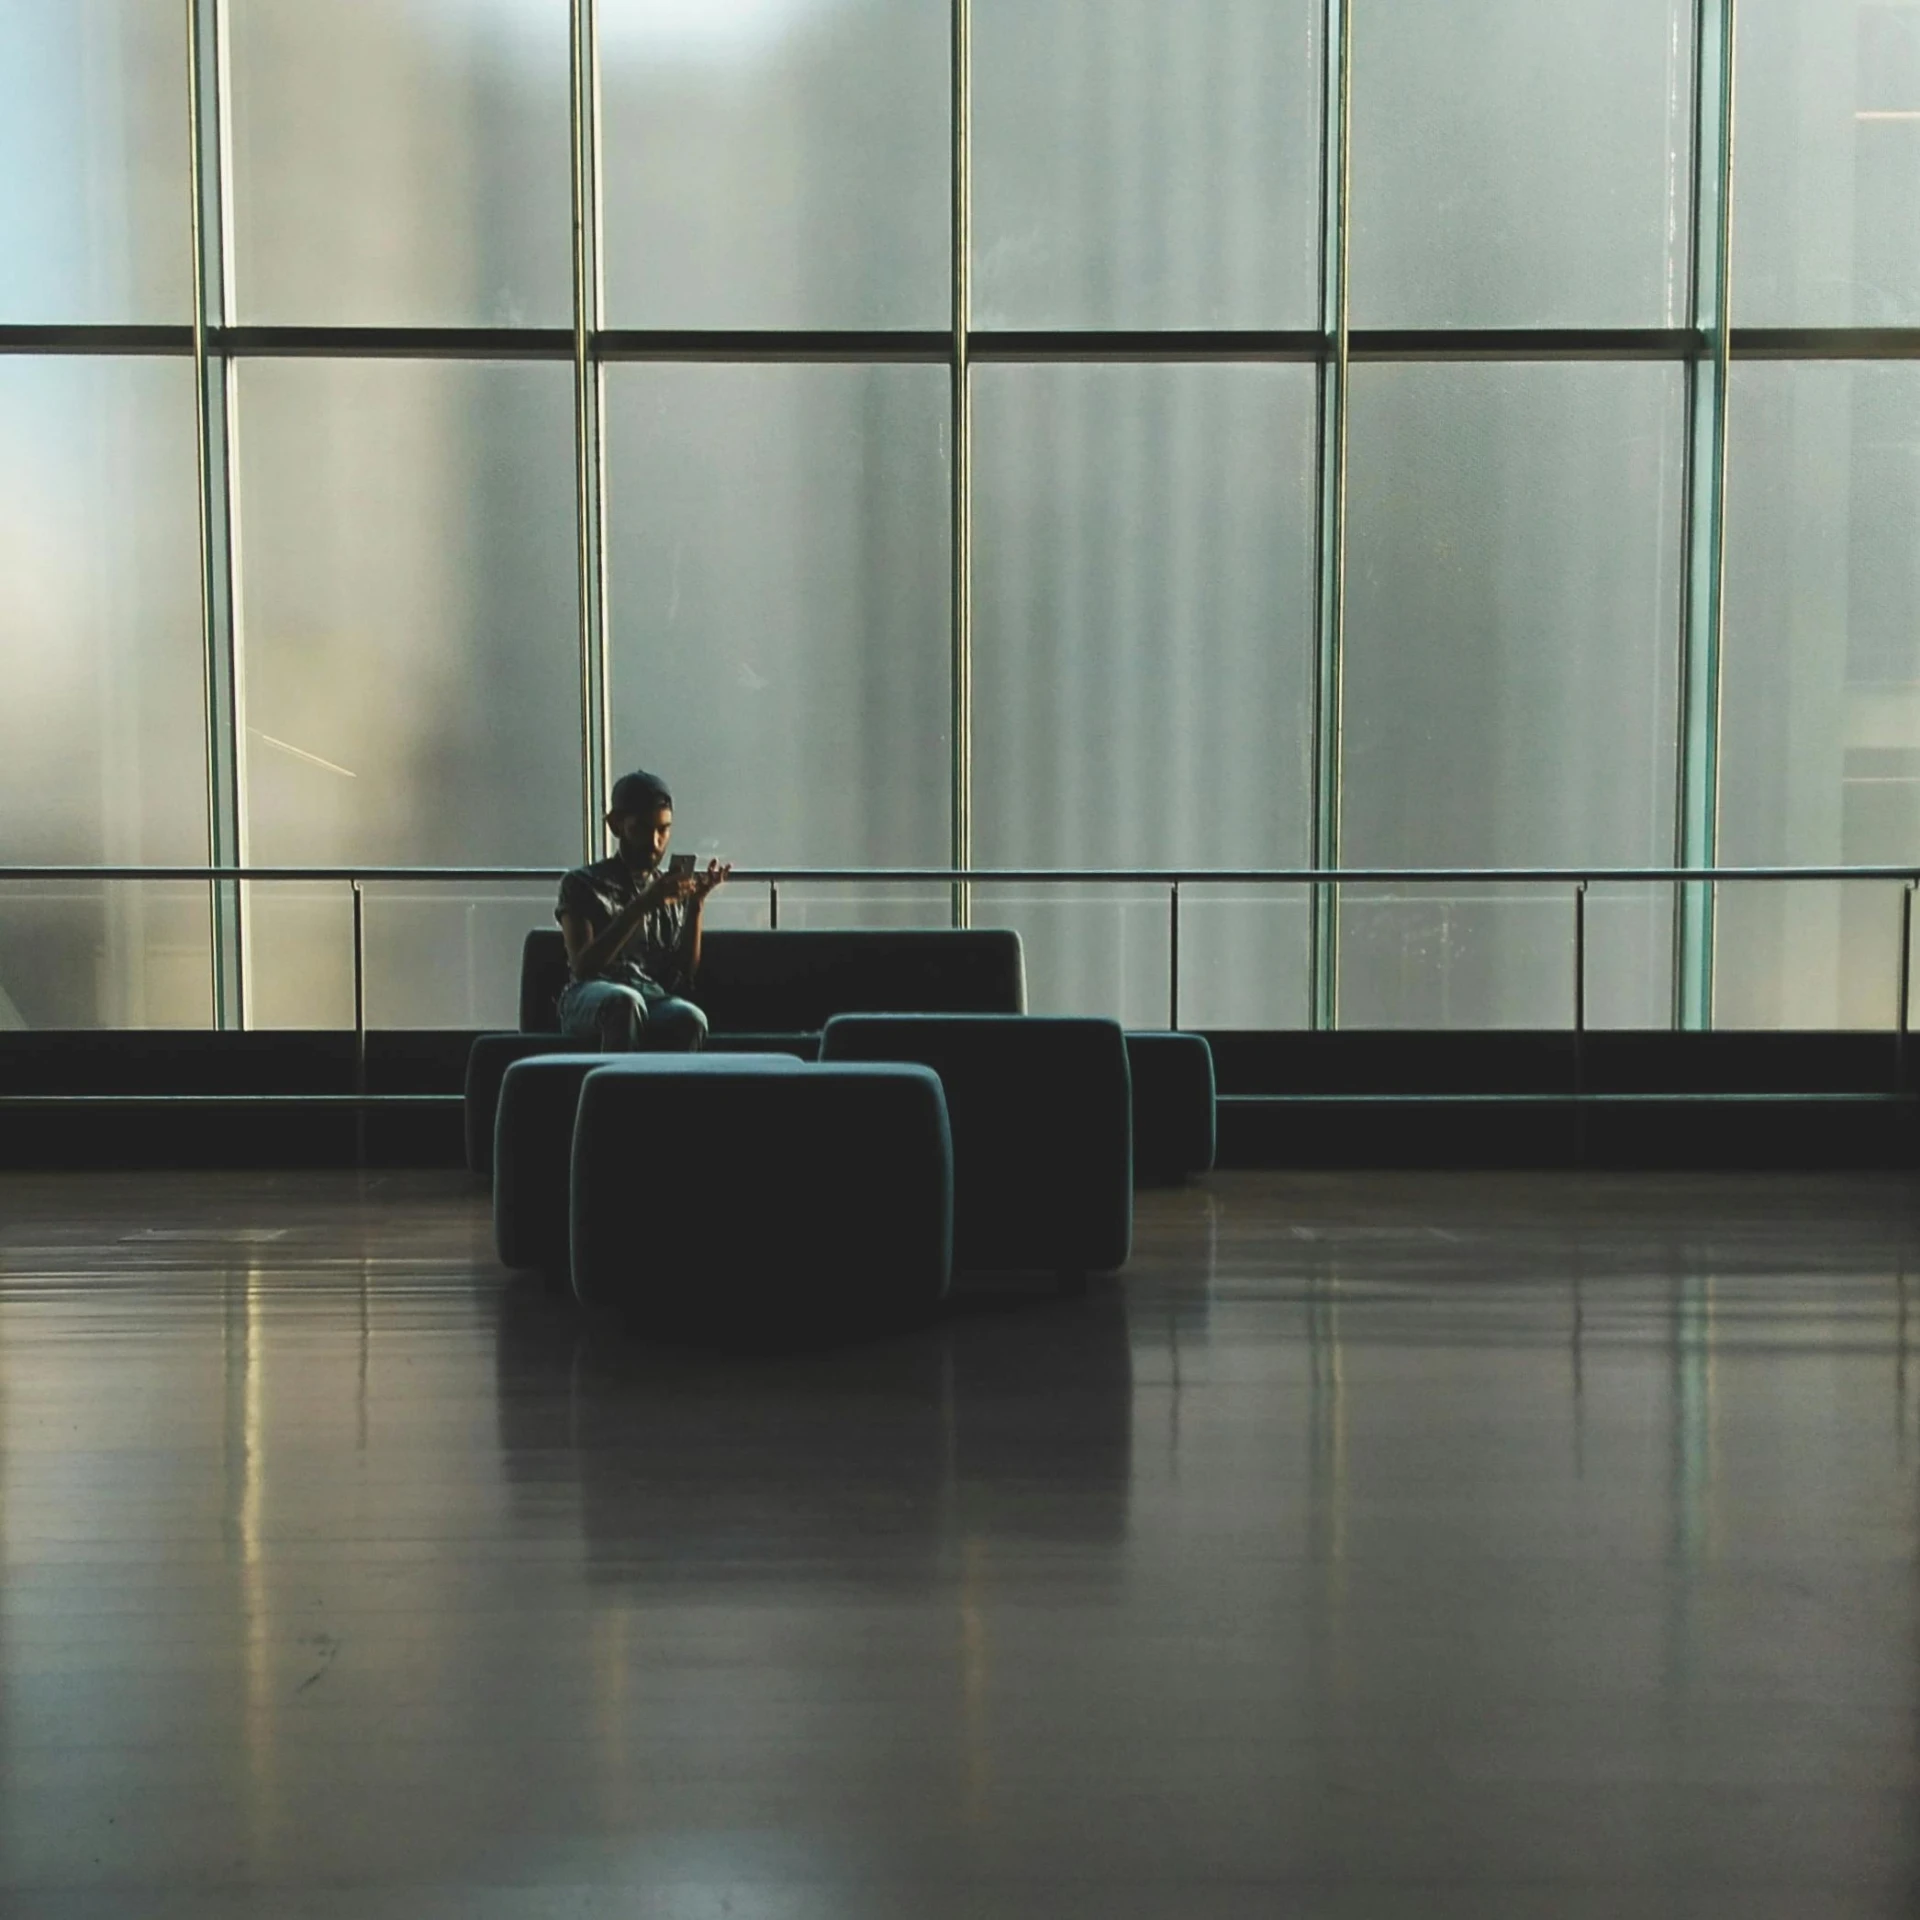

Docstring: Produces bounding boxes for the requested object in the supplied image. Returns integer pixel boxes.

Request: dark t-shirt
[555,857,692,1001]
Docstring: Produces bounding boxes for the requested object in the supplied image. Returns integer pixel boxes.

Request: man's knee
[561,982,646,1051]
[597,990,650,1049]
[652,998,707,1051]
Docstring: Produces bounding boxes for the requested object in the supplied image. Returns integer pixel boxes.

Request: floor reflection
[6,1169,1920,1910]
[492,1281,1135,1596]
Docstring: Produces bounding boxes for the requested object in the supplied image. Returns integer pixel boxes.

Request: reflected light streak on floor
[0,1167,1917,1919]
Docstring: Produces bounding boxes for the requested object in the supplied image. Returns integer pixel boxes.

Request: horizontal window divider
[5,326,1916,365]
[0,324,195,354]
[597,328,950,362]
[1347,327,1705,361]
[2,866,1917,888]
[1730,327,1920,360]
[968,329,1325,361]
[216,325,576,359]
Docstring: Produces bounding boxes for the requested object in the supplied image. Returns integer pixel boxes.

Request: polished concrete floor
[1,1167,1917,1918]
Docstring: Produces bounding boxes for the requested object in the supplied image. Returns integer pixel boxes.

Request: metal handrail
[2,865,1915,1086]
[0,863,1918,884]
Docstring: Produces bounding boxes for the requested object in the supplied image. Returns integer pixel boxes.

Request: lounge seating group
[476,926,1215,1340]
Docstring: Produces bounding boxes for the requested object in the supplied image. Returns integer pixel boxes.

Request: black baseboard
[1,1028,1914,1172]
[0,1098,467,1170]
[1219,1093,1918,1171]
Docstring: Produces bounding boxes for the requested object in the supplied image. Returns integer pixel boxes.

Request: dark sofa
[517,926,1028,1036]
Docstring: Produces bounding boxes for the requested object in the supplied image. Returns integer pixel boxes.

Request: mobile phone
[668,853,696,878]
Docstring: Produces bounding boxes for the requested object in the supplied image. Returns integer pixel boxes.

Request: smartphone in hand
[668,853,696,878]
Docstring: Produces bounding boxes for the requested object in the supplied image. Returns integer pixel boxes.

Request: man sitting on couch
[554,768,730,1050]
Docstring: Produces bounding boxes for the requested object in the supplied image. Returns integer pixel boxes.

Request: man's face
[611,805,672,873]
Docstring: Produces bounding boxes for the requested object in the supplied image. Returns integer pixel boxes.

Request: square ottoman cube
[819,1014,1132,1280]
[570,1060,953,1340]
[494,1052,805,1281]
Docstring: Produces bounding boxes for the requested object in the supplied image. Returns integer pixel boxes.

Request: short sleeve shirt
[555,857,691,1001]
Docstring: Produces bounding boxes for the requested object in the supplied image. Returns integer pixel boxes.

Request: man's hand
[634,870,696,914]
[691,860,731,902]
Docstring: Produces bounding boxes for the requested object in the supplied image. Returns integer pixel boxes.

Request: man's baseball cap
[608,769,672,817]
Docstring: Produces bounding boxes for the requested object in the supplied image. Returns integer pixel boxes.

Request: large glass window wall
[0,1,1912,1031]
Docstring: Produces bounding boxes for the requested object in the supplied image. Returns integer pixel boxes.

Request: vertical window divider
[1309,0,1354,1030]
[950,0,974,928]
[187,0,247,1029]
[1675,0,1739,1029]
[570,0,611,861]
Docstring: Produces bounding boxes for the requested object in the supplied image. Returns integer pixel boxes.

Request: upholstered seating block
[493,1052,804,1280]
[695,930,1027,1032]
[518,926,1026,1035]
[570,1062,954,1336]
[702,1031,821,1061]
[1125,1031,1217,1183]
[465,1033,574,1178]
[818,1014,1133,1277]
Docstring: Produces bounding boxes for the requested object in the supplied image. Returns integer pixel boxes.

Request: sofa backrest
[519,926,1026,1034]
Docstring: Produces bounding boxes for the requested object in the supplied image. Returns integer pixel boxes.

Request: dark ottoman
[570,1061,954,1339]
[819,1013,1132,1281]
[1125,1031,1217,1183]
[493,1052,804,1281]
[465,1032,575,1179]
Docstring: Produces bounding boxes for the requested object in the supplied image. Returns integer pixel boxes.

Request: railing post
[1168,880,1181,1031]
[1898,881,1914,1096]
[352,879,367,1167]
[1574,882,1588,1058]
[1573,881,1588,1167]
[769,879,779,930]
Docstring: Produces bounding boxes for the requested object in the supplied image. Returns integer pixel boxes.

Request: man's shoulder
[557,857,630,912]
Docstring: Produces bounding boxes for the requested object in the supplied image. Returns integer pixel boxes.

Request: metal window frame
[569,0,610,862]
[1310,0,1355,1031]
[15,2,1920,1033]
[1674,0,1740,1031]
[186,0,246,1031]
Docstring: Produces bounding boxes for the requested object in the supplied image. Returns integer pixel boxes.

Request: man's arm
[562,877,687,981]
[679,862,732,986]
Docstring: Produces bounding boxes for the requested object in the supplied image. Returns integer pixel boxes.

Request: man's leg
[557,980,649,1052]
[643,995,709,1053]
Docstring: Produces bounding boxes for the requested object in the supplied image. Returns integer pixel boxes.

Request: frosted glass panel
[972,363,1316,1023]
[600,0,947,328]
[230,0,572,326]
[236,358,582,1027]
[1176,888,1314,1029]
[0,0,192,323]
[241,881,563,1030]
[1736,2,1920,325]
[970,885,1172,1029]
[1717,363,1920,1027]
[1349,0,1692,327]
[971,0,1320,330]
[0,360,209,1027]
[606,364,949,882]
[1340,363,1684,1027]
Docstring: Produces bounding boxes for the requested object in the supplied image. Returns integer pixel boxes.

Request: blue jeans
[556,979,708,1053]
